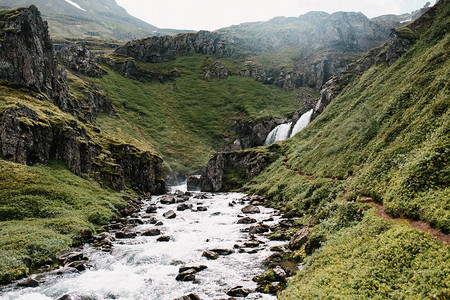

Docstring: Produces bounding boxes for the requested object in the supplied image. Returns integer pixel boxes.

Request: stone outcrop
[186,175,201,191]
[115,30,240,63]
[0,5,67,106]
[236,61,267,82]
[200,145,281,192]
[0,105,166,194]
[0,6,166,194]
[234,120,278,150]
[204,61,229,80]
[0,6,114,123]
[100,55,180,83]
[58,44,105,77]
[310,18,423,120]
[237,56,352,91]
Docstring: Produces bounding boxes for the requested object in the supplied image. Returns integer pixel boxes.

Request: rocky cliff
[115,31,240,63]
[100,54,180,83]
[0,6,167,194]
[237,56,353,91]
[59,44,106,78]
[0,6,66,106]
[219,11,389,53]
[200,8,428,190]
[200,145,281,192]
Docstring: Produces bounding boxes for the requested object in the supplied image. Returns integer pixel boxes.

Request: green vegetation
[278,6,450,231]
[240,2,450,298]
[91,54,298,175]
[0,159,126,283]
[282,211,450,299]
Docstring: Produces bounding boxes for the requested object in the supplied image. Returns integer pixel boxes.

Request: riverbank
[1,186,299,299]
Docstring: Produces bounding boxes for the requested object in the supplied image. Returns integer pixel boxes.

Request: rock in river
[163,210,177,219]
[241,205,260,214]
[226,286,251,297]
[142,229,161,236]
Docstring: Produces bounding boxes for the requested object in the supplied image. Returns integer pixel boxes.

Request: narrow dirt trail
[282,154,449,246]
[359,196,450,246]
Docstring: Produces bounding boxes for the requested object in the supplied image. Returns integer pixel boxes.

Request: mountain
[0,0,447,297]
[0,5,299,283]
[201,0,449,297]
[0,0,191,41]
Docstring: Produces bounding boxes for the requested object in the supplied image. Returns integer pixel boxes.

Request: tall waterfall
[289,109,313,138]
[264,122,292,145]
[264,109,314,145]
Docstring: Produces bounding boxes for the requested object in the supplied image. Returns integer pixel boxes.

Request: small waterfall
[264,109,314,146]
[289,109,313,138]
[264,122,292,145]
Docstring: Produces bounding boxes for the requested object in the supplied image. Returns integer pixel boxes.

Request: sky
[115,0,433,31]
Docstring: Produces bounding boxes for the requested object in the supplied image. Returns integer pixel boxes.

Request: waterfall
[264,122,292,145]
[264,109,314,145]
[289,109,313,138]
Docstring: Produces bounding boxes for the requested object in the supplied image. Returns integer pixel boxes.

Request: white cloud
[116,0,429,31]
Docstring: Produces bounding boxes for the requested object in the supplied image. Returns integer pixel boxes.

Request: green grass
[91,54,299,175]
[0,159,127,283]
[273,10,450,232]
[281,211,450,299]
[240,2,450,298]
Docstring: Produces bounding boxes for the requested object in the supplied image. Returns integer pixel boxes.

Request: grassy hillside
[242,0,449,297]
[90,54,299,175]
[0,159,127,284]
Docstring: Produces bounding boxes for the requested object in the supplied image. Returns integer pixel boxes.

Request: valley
[0,0,448,299]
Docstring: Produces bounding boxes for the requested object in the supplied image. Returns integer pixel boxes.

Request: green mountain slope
[89,54,299,176]
[231,0,449,297]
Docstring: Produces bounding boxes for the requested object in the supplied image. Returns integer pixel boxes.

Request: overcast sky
[115,0,432,31]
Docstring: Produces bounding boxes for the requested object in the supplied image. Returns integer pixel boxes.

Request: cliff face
[0,103,167,194]
[220,11,389,53]
[59,44,106,78]
[115,31,240,63]
[0,6,167,194]
[200,145,281,192]
[237,56,352,91]
[0,6,65,104]
[200,7,427,190]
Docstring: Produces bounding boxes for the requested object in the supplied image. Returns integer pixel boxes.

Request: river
[1,184,283,300]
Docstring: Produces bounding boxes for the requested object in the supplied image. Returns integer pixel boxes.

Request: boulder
[146,205,158,213]
[204,61,229,81]
[196,206,208,212]
[174,293,201,300]
[56,250,86,263]
[163,210,177,219]
[248,225,270,234]
[143,229,161,236]
[210,248,233,255]
[175,268,197,281]
[288,227,309,250]
[161,196,176,205]
[177,203,192,211]
[226,286,251,297]
[147,216,158,224]
[202,250,219,260]
[186,175,202,191]
[115,231,137,239]
[59,44,105,77]
[241,205,260,214]
[157,235,171,242]
[179,265,207,273]
[17,276,39,287]
[237,217,257,224]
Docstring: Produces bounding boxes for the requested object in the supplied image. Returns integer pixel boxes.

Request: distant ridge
[0,0,193,40]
